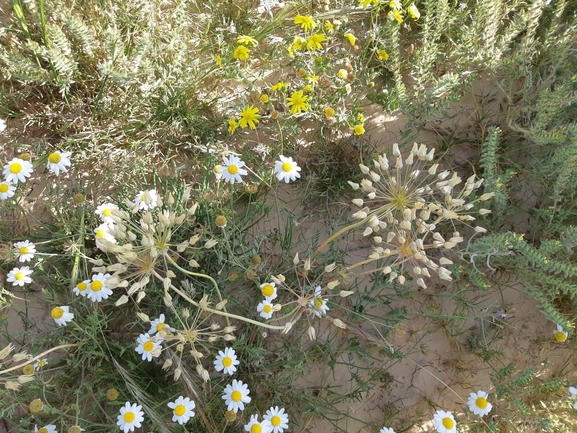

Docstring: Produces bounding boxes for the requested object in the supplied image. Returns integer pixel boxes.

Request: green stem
[311,214,372,260]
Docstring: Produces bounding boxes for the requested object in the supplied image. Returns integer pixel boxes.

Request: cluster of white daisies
[214,154,301,184]
[257,281,280,319]
[380,391,492,433]
[0,150,72,200]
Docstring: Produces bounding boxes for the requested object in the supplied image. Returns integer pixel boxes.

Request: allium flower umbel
[350,142,493,287]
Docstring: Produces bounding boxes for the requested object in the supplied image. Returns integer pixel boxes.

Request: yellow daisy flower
[294,15,316,31]
[286,90,311,115]
[307,34,327,51]
[239,105,261,129]
[233,45,250,61]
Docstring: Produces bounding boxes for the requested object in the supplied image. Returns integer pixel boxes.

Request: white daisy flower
[134,189,158,210]
[87,273,113,303]
[264,406,289,433]
[167,396,196,424]
[0,118,5,133]
[433,410,457,433]
[95,202,119,225]
[13,240,36,262]
[309,286,329,317]
[244,414,273,433]
[274,155,301,183]
[34,358,48,371]
[221,155,248,184]
[7,266,33,286]
[260,281,277,300]
[148,314,173,335]
[379,428,395,433]
[3,158,33,184]
[467,390,492,416]
[222,379,251,413]
[73,279,91,297]
[47,151,72,176]
[0,180,16,200]
[135,333,162,361]
[35,425,57,433]
[51,306,74,326]
[214,347,240,375]
[116,402,144,433]
[94,223,117,245]
[569,386,577,409]
[554,324,568,342]
[257,299,275,319]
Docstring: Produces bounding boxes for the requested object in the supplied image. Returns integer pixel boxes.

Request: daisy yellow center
[282,162,292,172]
[103,208,112,217]
[555,331,567,342]
[19,246,29,254]
[0,184,8,193]
[143,341,154,352]
[141,194,146,201]
[442,417,454,429]
[263,304,272,313]
[95,228,105,238]
[38,428,48,433]
[15,272,25,280]
[91,280,103,292]
[228,164,239,175]
[222,356,233,367]
[251,425,262,433]
[156,322,165,332]
[262,284,274,297]
[314,297,324,308]
[123,412,135,423]
[174,404,186,416]
[475,397,488,409]
[271,415,281,426]
[51,307,64,319]
[231,390,242,402]
[9,162,22,174]
[77,282,87,291]
[38,360,46,367]
[48,153,61,163]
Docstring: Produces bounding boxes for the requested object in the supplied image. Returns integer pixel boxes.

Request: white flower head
[274,155,301,183]
[214,347,240,375]
[94,223,117,246]
[95,202,119,225]
[13,240,36,262]
[168,396,196,424]
[0,180,16,199]
[569,386,577,409]
[135,189,158,210]
[51,306,74,326]
[73,279,91,297]
[257,299,275,319]
[221,155,248,184]
[47,151,72,176]
[7,266,33,286]
[379,428,395,433]
[244,414,273,433]
[3,158,33,184]
[87,272,113,303]
[554,324,568,342]
[264,406,289,433]
[148,314,173,335]
[135,333,162,361]
[117,402,145,433]
[222,379,251,413]
[34,358,48,371]
[0,118,5,133]
[309,286,329,317]
[467,390,492,416]
[260,282,277,300]
[35,425,57,433]
[433,410,456,433]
